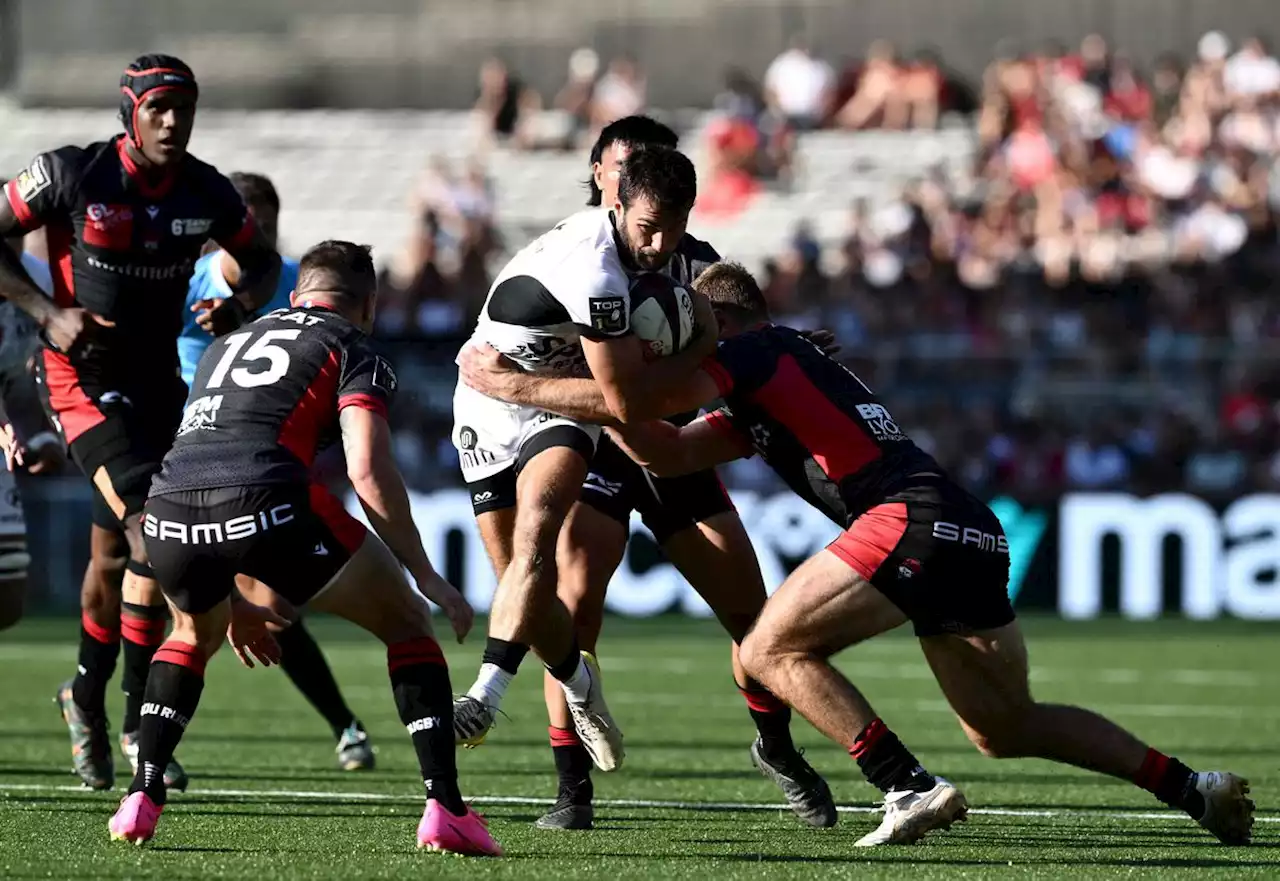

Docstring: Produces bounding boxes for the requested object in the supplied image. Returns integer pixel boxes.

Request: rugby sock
[121,602,168,733]
[549,726,593,805]
[466,638,529,709]
[850,718,936,794]
[738,679,795,760]
[71,610,120,714]
[547,642,591,704]
[388,637,465,817]
[1134,749,1205,818]
[276,621,361,739]
[128,641,205,806]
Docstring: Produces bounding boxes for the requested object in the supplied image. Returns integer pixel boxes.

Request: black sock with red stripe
[72,610,120,714]
[850,718,935,794]
[1134,748,1204,817]
[388,637,465,816]
[121,602,168,734]
[549,726,593,806]
[128,641,205,806]
[738,679,795,761]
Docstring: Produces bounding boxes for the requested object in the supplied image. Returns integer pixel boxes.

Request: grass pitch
[0,615,1276,879]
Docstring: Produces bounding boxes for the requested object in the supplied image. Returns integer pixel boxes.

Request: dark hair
[585,115,679,206]
[296,240,376,307]
[617,146,697,215]
[692,261,768,322]
[229,172,280,214]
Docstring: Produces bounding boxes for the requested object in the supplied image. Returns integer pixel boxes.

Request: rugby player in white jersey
[450,147,717,772]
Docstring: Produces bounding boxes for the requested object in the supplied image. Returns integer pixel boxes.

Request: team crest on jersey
[588,297,627,334]
[83,203,134,250]
[14,156,51,203]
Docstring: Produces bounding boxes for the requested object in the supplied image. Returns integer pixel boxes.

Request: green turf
[0,616,1275,880]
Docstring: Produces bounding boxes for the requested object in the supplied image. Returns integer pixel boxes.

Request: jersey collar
[115,135,178,200]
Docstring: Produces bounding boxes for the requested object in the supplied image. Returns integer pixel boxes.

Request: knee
[737,629,777,683]
[964,718,1033,760]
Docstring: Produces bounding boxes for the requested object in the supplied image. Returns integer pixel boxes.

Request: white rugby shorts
[451,380,600,484]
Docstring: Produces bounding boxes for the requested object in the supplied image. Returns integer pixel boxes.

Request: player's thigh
[557,502,627,642]
[661,510,765,643]
[233,574,301,622]
[509,424,596,565]
[468,466,518,577]
[307,533,435,645]
[919,621,1033,744]
[743,548,908,673]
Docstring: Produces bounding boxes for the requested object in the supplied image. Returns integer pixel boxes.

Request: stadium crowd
[366,30,1280,502]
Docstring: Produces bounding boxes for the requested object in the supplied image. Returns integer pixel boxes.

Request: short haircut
[692,261,769,322]
[296,240,376,307]
[585,115,679,206]
[229,172,280,214]
[617,146,697,216]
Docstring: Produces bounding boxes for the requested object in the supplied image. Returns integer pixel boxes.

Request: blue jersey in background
[180,251,299,386]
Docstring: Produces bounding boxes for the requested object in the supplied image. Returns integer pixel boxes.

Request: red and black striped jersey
[149,306,397,496]
[3,136,256,386]
[702,324,940,527]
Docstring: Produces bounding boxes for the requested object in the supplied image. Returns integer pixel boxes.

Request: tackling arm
[606,415,751,477]
[339,406,439,581]
[458,343,722,424]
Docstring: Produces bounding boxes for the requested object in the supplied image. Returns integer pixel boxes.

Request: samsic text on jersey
[148,307,397,496]
[3,137,255,380]
[468,210,719,375]
[700,325,942,526]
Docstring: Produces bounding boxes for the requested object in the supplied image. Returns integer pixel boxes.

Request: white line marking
[0,782,1274,823]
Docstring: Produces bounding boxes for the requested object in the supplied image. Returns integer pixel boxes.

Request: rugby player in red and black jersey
[0,55,282,791]
[106,241,499,856]
[457,262,1255,847]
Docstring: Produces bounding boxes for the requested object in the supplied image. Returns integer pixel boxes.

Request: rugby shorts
[579,432,735,544]
[0,469,29,585]
[828,478,1015,637]
[453,380,598,516]
[143,483,367,615]
[38,350,186,521]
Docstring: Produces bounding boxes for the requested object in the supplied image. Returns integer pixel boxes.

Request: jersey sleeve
[700,333,774,398]
[702,406,754,456]
[567,271,632,341]
[3,148,80,232]
[205,172,257,252]
[337,342,398,419]
[683,235,721,281]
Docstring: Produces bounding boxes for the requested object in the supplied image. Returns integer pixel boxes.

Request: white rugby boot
[855,777,968,846]
[564,652,625,772]
[1192,772,1254,845]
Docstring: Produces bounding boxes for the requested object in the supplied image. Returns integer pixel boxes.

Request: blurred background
[3,0,1280,619]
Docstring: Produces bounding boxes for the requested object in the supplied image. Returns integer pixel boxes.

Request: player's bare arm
[339,406,473,641]
[0,201,101,354]
[579,291,718,423]
[459,339,723,425]
[606,415,751,476]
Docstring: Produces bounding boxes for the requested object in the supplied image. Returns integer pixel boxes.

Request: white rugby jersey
[468,209,722,374]
[471,210,631,374]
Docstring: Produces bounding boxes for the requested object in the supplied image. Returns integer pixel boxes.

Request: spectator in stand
[590,55,647,133]
[473,57,541,150]
[763,35,833,131]
[550,48,602,150]
[1223,36,1280,106]
[833,40,907,130]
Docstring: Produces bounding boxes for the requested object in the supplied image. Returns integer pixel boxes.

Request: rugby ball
[629,273,696,360]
